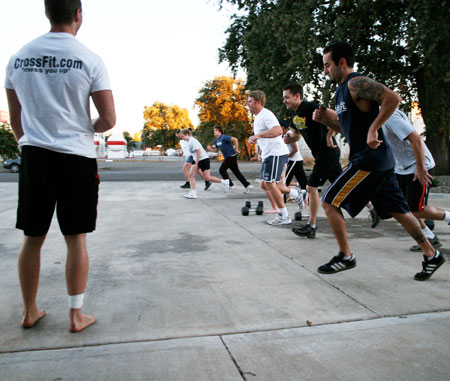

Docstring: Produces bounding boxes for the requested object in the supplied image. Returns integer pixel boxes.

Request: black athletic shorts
[17,146,99,236]
[308,152,342,187]
[322,162,409,219]
[396,168,434,212]
[198,158,211,171]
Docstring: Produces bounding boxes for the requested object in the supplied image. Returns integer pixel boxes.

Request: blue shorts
[260,155,287,183]
[186,156,194,164]
[322,162,409,219]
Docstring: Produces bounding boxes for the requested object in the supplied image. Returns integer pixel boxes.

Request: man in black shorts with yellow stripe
[282,83,342,238]
[314,42,445,281]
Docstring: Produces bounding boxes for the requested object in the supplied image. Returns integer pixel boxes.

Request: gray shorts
[260,155,287,183]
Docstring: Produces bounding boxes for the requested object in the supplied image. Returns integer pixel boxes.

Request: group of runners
[4,0,446,333]
[178,42,447,282]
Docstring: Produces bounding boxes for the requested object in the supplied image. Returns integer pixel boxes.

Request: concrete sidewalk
[0,181,449,380]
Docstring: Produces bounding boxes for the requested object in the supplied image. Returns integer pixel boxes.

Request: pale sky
[0,0,241,135]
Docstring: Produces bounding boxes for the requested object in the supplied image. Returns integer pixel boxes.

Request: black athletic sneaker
[414,251,446,281]
[369,209,380,228]
[318,252,356,274]
[292,224,317,239]
[410,236,442,252]
[180,182,190,189]
[204,181,212,191]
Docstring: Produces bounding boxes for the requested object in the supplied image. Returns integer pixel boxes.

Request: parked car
[3,158,21,173]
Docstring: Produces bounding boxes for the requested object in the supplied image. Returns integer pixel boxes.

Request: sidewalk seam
[219,336,249,381]
[2,310,448,356]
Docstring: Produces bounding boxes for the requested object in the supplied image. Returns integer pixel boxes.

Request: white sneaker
[295,189,307,210]
[230,185,236,191]
[267,213,292,225]
[184,191,197,199]
[223,179,230,193]
[243,185,253,194]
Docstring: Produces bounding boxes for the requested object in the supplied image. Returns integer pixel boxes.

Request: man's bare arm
[5,89,24,141]
[348,76,401,148]
[283,131,300,144]
[248,125,283,144]
[407,131,433,187]
[91,90,116,133]
[313,106,342,133]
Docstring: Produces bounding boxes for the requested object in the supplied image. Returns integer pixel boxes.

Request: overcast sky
[0,0,241,135]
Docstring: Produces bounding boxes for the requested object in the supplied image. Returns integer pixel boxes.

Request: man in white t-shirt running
[179,129,230,199]
[247,90,306,225]
[5,0,116,332]
[382,109,450,252]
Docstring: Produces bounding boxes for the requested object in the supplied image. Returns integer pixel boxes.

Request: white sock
[368,205,374,211]
[344,254,353,260]
[444,211,450,223]
[422,226,435,239]
[289,188,299,198]
[191,190,197,196]
[221,179,229,185]
[68,293,85,309]
[279,207,288,218]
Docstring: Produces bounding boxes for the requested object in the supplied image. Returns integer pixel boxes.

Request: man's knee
[322,201,333,214]
[306,185,318,194]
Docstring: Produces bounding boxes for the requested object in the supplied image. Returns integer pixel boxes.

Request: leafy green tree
[122,131,138,152]
[0,123,20,160]
[218,0,450,173]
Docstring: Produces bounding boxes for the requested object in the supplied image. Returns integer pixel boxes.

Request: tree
[141,102,193,149]
[0,123,20,160]
[195,76,253,159]
[122,131,138,153]
[218,0,450,173]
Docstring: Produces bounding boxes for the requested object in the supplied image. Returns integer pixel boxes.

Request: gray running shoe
[267,213,292,225]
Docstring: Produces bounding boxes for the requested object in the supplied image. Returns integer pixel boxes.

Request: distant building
[0,110,9,124]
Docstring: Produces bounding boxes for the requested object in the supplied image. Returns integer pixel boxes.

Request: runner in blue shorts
[247,90,306,225]
[313,42,445,281]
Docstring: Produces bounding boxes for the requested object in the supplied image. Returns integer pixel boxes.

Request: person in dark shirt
[313,42,445,281]
[207,126,252,194]
[282,83,342,239]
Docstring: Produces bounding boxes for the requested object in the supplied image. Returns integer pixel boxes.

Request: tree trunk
[416,67,450,175]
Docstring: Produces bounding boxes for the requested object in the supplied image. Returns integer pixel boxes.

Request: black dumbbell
[242,201,264,216]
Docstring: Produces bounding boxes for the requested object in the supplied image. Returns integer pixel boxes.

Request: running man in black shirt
[283,83,342,238]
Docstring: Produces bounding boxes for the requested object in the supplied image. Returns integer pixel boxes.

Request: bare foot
[264,209,279,215]
[22,309,46,328]
[69,312,96,333]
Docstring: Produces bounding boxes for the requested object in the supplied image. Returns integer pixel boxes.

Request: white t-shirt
[286,131,303,162]
[253,108,289,160]
[180,139,191,157]
[188,136,208,161]
[5,32,111,158]
[382,110,435,175]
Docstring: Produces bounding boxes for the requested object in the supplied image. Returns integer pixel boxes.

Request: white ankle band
[68,293,85,309]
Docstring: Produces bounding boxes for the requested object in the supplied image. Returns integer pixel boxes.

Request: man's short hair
[180,129,191,136]
[323,42,355,68]
[279,120,290,129]
[248,90,266,107]
[283,83,304,99]
[45,0,82,25]
[214,125,223,134]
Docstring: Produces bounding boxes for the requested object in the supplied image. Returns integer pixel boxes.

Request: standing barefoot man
[5,0,116,331]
